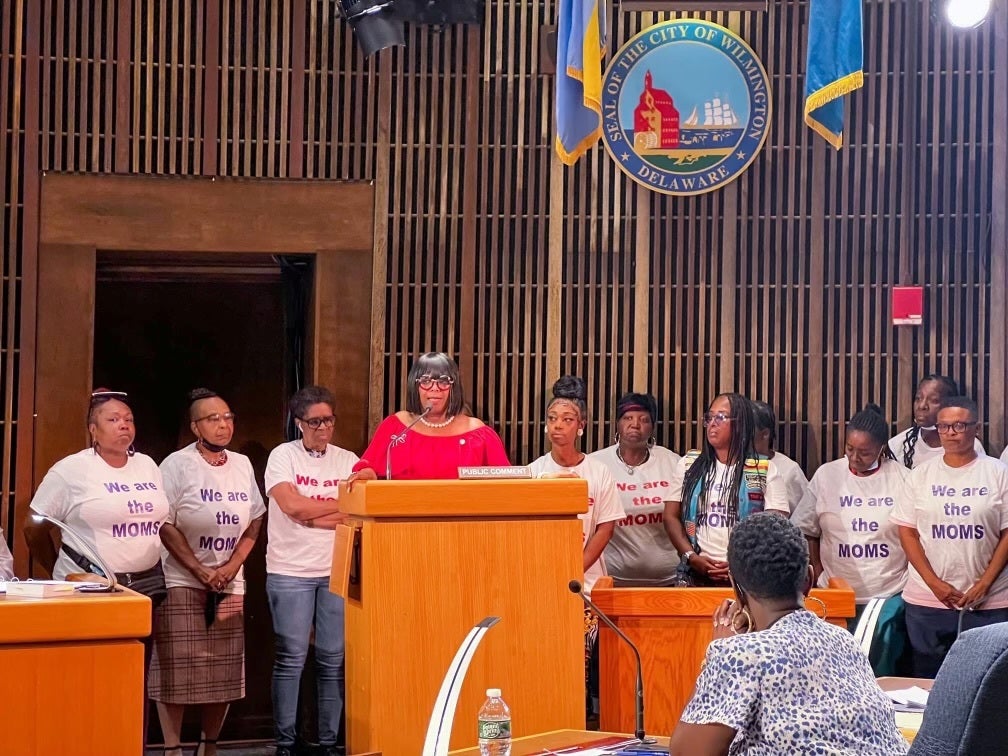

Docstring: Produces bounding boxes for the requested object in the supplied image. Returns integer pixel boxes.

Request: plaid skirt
[148,586,246,704]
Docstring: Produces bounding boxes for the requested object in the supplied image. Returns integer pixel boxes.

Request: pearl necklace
[616,447,649,475]
[419,414,455,429]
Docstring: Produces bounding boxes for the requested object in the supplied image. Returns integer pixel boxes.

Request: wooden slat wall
[2,0,1007,563]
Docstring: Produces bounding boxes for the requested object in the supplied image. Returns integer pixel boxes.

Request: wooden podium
[591,577,856,736]
[334,479,588,755]
[0,588,152,756]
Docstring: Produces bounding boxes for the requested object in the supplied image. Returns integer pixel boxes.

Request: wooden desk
[0,588,151,756]
[876,676,933,743]
[591,577,856,735]
[449,729,669,755]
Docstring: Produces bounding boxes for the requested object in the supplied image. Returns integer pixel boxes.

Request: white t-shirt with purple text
[159,444,266,594]
[29,449,170,579]
[891,454,1008,609]
[792,457,908,603]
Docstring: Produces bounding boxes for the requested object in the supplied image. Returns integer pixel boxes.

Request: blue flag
[555,0,606,165]
[804,0,864,149]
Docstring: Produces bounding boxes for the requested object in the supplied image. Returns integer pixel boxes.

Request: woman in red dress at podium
[347,352,510,481]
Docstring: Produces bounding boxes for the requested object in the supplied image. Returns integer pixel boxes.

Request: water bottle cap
[486,688,501,697]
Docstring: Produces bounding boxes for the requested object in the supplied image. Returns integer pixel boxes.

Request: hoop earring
[91,440,100,455]
[614,432,620,443]
[731,607,753,635]
[576,428,583,437]
[647,436,656,449]
[806,596,827,620]
[127,443,136,457]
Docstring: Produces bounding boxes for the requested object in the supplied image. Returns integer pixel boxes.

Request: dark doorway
[93,252,302,742]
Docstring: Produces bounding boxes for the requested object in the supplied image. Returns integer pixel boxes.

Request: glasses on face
[702,412,736,427]
[936,420,978,435]
[300,415,336,430]
[417,375,454,391]
[196,412,237,425]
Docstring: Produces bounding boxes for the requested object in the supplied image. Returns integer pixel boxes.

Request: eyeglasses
[417,375,454,391]
[196,412,237,424]
[300,415,336,430]
[702,412,736,427]
[936,420,978,434]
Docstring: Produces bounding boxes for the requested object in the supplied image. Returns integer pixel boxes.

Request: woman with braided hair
[888,375,984,469]
[792,404,910,674]
[668,514,908,756]
[663,393,789,585]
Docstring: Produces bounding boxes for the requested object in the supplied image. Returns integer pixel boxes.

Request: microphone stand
[31,513,117,592]
[569,579,653,745]
[385,405,432,480]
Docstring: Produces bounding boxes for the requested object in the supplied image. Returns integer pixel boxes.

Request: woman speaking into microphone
[348,352,510,482]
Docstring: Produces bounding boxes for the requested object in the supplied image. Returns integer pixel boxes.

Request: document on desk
[885,685,929,711]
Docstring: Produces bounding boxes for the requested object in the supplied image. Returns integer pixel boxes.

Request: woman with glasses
[889,375,985,469]
[791,404,909,675]
[263,385,360,756]
[149,389,266,756]
[348,352,509,482]
[892,395,1008,677]
[662,393,789,585]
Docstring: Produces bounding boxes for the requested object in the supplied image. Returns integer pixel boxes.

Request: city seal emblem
[601,19,772,196]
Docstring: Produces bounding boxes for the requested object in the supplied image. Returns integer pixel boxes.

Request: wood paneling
[0,0,1005,737]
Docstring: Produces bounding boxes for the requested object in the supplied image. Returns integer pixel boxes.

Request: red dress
[353,415,511,480]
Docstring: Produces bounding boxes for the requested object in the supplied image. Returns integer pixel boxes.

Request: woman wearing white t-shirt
[889,375,985,469]
[892,395,1008,678]
[528,376,623,719]
[590,392,681,586]
[24,390,170,729]
[752,400,808,513]
[265,386,359,756]
[149,389,265,756]
[663,393,789,585]
[0,527,14,579]
[792,404,909,675]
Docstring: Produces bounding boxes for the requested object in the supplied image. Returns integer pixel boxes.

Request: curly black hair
[727,513,809,600]
[289,385,336,420]
[939,394,979,420]
[847,403,896,461]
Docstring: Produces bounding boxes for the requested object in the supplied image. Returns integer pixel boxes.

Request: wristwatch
[681,550,695,563]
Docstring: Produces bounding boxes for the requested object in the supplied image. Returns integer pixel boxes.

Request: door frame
[19,173,376,573]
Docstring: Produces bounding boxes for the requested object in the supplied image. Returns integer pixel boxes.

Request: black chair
[907,622,1008,756]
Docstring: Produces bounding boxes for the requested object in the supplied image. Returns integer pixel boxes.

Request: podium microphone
[32,513,117,591]
[569,579,651,744]
[385,404,432,480]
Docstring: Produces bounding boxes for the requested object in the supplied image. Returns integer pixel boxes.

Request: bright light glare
[945,0,992,28]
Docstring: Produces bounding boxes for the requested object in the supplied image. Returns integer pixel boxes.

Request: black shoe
[275,747,295,756]
[319,747,344,756]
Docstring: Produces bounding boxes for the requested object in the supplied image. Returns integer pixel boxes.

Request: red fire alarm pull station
[892,286,924,326]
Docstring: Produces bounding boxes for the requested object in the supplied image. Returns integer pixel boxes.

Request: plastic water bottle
[477,688,512,756]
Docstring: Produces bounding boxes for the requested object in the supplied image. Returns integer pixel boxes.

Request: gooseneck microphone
[385,404,432,480]
[569,579,651,744]
[32,513,117,591]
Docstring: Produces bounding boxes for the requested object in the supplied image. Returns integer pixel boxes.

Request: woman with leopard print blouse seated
[669,514,908,756]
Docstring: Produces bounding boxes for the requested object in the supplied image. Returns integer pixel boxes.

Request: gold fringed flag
[555,0,606,165]
[804,0,864,149]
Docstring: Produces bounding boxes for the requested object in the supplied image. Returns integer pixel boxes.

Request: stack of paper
[885,685,930,712]
[2,579,79,598]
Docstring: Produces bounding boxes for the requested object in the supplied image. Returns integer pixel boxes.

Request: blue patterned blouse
[681,610,908,755]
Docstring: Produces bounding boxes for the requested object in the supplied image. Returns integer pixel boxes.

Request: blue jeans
[266,573,345,747]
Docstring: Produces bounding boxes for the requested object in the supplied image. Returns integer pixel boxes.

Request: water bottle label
[477,719,511,740]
